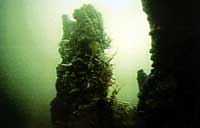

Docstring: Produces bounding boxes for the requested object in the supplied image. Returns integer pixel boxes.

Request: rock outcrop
[136,0,200,128]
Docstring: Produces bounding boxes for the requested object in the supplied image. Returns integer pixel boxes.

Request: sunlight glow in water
[11,0,151,104]
[23,0,152,104]
[49,0,152,103]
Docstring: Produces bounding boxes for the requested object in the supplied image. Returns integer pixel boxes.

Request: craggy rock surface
[136,0,200,128]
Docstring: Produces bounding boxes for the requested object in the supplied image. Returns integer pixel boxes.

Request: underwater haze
[0,0,151,127]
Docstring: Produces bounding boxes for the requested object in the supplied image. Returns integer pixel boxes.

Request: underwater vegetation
[51,4,135,128]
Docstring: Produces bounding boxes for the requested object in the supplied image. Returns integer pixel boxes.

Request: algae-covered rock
[51,4,114,128]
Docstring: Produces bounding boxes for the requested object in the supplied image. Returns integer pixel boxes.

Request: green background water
[0,0,151,127]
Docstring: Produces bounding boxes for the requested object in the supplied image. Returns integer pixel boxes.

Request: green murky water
[0,0,151,127]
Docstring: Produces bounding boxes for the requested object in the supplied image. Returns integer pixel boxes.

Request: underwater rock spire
[50,4,114,128]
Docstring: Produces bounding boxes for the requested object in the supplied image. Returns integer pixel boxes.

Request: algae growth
[51,4,136,128]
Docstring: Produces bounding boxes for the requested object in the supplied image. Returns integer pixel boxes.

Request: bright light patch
[24,0,152,104]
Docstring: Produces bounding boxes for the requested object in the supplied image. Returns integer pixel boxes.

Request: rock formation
[51,4,115,128]
[136,0,200,128]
